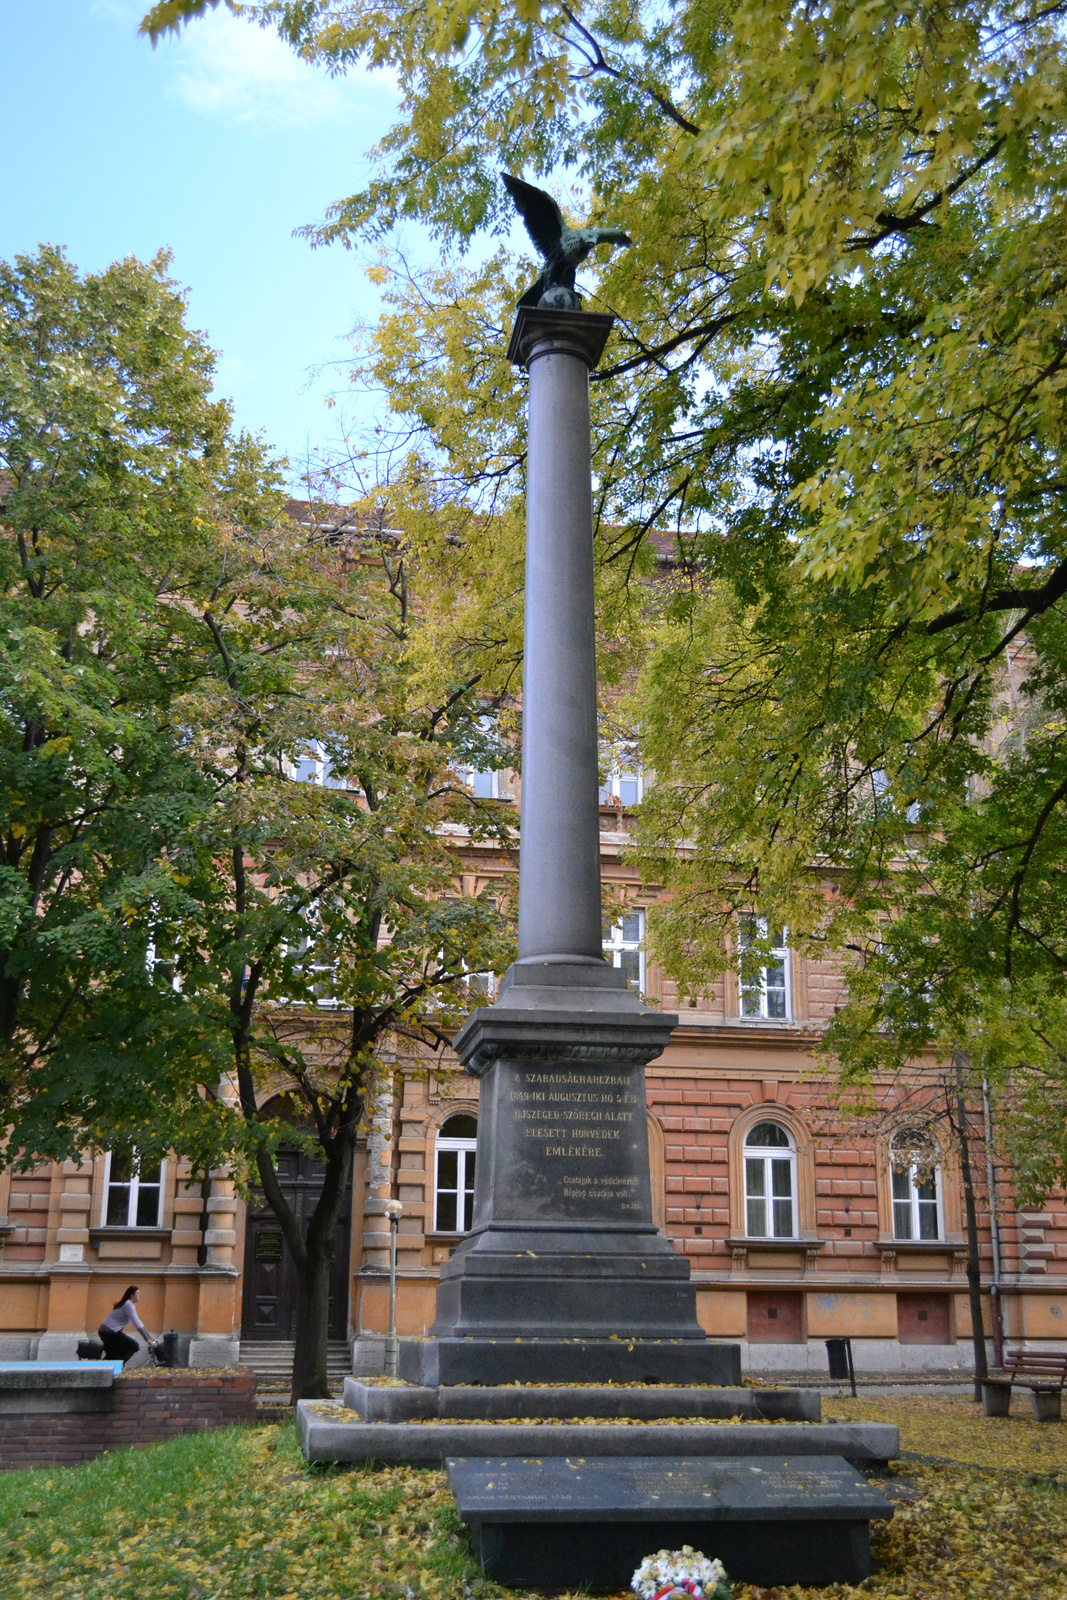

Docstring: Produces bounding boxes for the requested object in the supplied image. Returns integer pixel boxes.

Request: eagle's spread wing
[502,173,564,259]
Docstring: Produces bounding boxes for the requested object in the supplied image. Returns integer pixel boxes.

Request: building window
[744,1121,797,1238]
[463,969,496,1002]
[458,715,504,799]
[434,1114,478,1233]
[290,739,348,789]
[891,1128,942,1241]
[103,1153,163,1228]
[603,910,644,991]
[738,915,790,1019]
[286,902,340,1008]
[599,758,643,807]
[459,763,500,799]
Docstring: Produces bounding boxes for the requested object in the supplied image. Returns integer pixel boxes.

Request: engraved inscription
[508,1071,639,1198]
[491,1060,654,1224]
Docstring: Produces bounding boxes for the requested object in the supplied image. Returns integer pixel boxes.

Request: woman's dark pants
[99,1328,139,1364]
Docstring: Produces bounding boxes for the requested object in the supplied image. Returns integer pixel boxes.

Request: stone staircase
[238,1339,350,1398]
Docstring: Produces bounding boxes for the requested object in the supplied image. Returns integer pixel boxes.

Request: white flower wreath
[631,1544,731,1599]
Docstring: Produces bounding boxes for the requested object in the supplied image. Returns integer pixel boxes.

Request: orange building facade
[3,784,1066,1373]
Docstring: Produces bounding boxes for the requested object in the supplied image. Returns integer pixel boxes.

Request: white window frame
[101,1151,165,1228]
[599,757,644,808]
[738,915,791,1020]
[285,901,341,1009]
[603,908,645,992]
[459,764,501,800]
[288,739,349,790]
[743,1122,798,1240]
[458,715,505,800]
[463,968,496,1002]
[433,1121,478,1234]
[891,1142,943,1242]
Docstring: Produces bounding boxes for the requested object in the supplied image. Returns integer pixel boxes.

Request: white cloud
[167,10,370,127]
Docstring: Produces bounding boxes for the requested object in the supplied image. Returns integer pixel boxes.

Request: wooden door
[241,1145,352,1340]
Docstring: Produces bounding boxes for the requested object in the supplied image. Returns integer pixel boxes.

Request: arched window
[434,1114,478,1233]
[744,1121,797,1239]
[891,1127,942,1241]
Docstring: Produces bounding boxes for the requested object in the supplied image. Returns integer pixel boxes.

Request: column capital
[507,306,615,371]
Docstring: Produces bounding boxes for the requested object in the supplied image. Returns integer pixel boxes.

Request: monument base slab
[296,1407,900,1467]
[448,1454,893,1591]
[398,1337,742,1387]
[343,1377,819,1422]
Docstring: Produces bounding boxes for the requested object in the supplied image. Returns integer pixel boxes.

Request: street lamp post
[384,1199,403,1379]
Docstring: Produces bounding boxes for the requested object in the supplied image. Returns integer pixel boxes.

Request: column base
[432,1224,707,1343]
[399,1336,741,1386]
[36,1334,85,1362]
[188,1336,240,1368]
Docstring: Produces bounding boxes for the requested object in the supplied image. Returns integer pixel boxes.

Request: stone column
[512,309,609,969]
[170,1160,205,1267]
[189,1169,240,1368]
[417,307,736,1387]
[38,1158,94,1360]
[353,1080,398,1375]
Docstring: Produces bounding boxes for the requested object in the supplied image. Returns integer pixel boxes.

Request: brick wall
[0,1368,257,1471]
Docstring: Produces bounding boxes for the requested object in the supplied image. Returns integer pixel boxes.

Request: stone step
[240,1341,350,1392]
[297,1406,899,1468]
[344,1378,820,1423]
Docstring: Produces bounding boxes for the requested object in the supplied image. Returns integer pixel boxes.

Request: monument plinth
[447,1454,893,1590]
[411,305,733,1386]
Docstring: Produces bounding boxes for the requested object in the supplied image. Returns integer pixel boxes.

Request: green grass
[0,1422,496,1599]
[3,1404,1067,1599]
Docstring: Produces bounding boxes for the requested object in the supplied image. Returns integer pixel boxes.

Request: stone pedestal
[425,305,725,1382]
[447,1455,893,1591]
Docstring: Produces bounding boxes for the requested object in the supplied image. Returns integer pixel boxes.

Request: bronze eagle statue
[502,173,631,310]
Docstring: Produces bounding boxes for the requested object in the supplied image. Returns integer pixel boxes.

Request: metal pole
[384,1199,403,1379]
[982,1077,1004,1368]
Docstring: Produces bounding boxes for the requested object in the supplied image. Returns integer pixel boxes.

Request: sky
[0,1,403,490]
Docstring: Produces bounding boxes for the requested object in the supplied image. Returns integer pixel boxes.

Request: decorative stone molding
[203,1175,238,1269]
[53,1157,94,1264]
[455,1015,675,1076]
[505,305,614,372]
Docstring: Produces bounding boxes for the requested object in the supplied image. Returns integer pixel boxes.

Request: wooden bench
[982,1351,1067,1420]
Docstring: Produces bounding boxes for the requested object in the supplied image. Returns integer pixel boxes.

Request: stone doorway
[240,1144,352,1341]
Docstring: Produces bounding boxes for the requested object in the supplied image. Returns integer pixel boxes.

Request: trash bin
[825,1336,857,1394]
[825,1338,850,1379]
[157,1331,180,1368]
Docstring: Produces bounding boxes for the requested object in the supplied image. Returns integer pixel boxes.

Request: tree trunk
[288,1136,354,1404]
[953,1053,989,1400]
[290,1223,336,1403]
